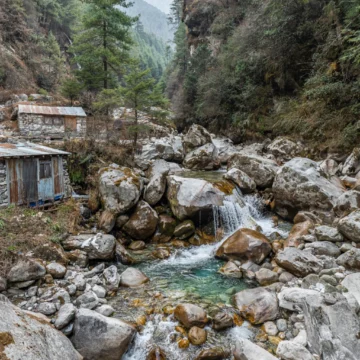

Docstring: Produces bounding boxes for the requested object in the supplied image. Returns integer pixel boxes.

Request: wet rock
[219,261,242,278]
[216,228,271,264]
[174,220,195,240]
[46,263,67,279]
[174,303,208,328]
[128,241,146,250]
[153,215,176,243]
[99,165,143,215]
[255,268,279,286]
[334,190,360,217]
[195,347,229,360]
[228,154,278,188]
[188,326,207,345]
[275,248,323,277]
[123,201,159,240]
[224,168,256,194]
[75,291,99,310]
[338,210,360,242]
[26,243,69,265]
[147,346,167,360]
[71,308,136,360]
[95,304,115,317]
[7,259,46,283]
[336,248,360,269]
[55,303,76,329]
[120,267,149,287]
[0,295,82,360]
[273,158,344,219]
[116,215,129,229]
[115,243,135,265]
[99,210,116,233]
[103,265,120,290]
[314,225,343,242]
[152,248,171,259]
[285,220,314,247]
[183,143,221,170]
[304,242,340,257]
[276,341,314,360]
[167,176,225,220]
[233,288,278,324]
[183,124,212,152]
[177,338,190,349]
[37,302,57,315]
[212,312,234,331]
[234,338,278,360]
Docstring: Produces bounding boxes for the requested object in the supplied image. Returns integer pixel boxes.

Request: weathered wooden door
[7,159,21,204]
[22,158,38,203]
[65,116,77,132]
[38,160,53,201]
[52,157,64,198]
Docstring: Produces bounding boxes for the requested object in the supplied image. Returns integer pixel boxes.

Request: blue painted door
[38,160,54,201]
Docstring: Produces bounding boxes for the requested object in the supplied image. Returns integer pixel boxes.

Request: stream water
[110,171,290,359]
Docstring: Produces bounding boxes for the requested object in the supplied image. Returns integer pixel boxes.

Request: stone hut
[18,105,87,139]
[0,142,71,207]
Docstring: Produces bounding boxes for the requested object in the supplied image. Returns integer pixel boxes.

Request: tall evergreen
[71,0,135,90]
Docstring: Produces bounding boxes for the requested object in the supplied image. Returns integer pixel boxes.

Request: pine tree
[60,78,83,105]
[70,0,136,91]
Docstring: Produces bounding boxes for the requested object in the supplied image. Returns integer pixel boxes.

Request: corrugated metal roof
[18,105,87,117]
[0,142,71,158]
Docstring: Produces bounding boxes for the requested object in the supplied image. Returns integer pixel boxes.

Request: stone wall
[0,161,8,207]
[18,114,87,138]
[62,159,72,197]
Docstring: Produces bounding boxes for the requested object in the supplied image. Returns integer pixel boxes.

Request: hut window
[40,162,52,179]
[54,118,64,126]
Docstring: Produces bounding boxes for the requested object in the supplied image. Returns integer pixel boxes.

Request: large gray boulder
[233,288,278,324]
[278,287,321,311]
[341,148,360,175]
[103,265,120,290]
[276,341,315,360]
[143,160,181,206]
[55,303,77,330]
[183,124,212,152]
[275,248,323,277]
[0,295,82,360]
[99,165,143,215]
[342,273,360,306]
[338,210,360,242]
[337,248,360,270]
[123,201,159,240]
[183,143,221,170]
[228,153,278,188]
[71,308,136,360]
[314,225,343,242]
[304,241,341,257]
[166,175,225,220]
[334,190,360,217]
[212,137,237,163]
[224,168,256,194]
[234,338,278,360]
[7,259,46,283]
[267,137,304,162]
[273,158,344,219]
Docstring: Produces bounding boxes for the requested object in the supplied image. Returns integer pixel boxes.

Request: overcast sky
[144,0,172,14]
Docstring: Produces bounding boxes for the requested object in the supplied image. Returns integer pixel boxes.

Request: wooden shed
[0,142,71,207]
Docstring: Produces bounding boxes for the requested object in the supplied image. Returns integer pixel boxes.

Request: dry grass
[0,199,81,276]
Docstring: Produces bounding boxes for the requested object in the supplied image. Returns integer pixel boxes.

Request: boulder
[0,276,7,292]
[228,154,278,188]
[123,201,159,240]
[285,220,314,247]
[234,338,278,360]
[95,305,115,317]
[304,242,340,257]
[233,288,278,324]
[120,267,149,287]
[341,148,360,175]
[0,295,82,360]
[334,191,360,217]
[98,210,116,233]
[275,247,323,277]
[195,347,229,360]
[267,137,304,161]
[144,160,180,206]
[26,243,69,265]
[80,234,116,260]
[183,124,212,152]
[314,225,343,242]
[75,291,99,310]
[152,215,176,243]
[147,347,167,360]
[67,250,88,268]
[212,137,237,163]
[7,259,46,283]
[212,312,234,331]
[216,228,271,264]
[188,326,207,345]
[46,263,67,279]
[224,168,256,194]
[37,302,57,315]
[336,248,360,270]
[174,303,208,328]
[71,308,136,360]
[342,273,360,306]
[174,220,195,240]
[167,176,225,220]
[98,165,143,215]
[103,265,120,290]
[128,241,146,250]
[278,288,321,311]
[273,158,344,219]
[338,210,360,242]
[255,268,279,286]
[219,261,242,278]
[183,143,221,170]
[55,304,77,330]
[276,341,314,360]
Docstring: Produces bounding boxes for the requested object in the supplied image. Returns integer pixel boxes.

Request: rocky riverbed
[1,124,360,360]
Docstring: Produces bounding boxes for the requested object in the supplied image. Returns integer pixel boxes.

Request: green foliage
[60,78,83,104]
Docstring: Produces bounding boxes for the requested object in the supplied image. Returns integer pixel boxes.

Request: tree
[70,0,136,91]
[60,78,83,105]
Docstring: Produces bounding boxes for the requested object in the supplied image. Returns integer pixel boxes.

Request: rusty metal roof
[0,142,71,158]
[18,105,86,117]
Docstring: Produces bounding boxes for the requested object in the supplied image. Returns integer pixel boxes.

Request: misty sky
[144,0,172,14]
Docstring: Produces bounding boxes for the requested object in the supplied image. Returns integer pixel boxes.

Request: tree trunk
[103,21,108,90]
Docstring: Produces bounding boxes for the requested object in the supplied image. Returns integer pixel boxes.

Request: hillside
[167,0,360,151]
[144,0,172,14]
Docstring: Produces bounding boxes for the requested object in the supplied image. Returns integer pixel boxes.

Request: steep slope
[144,0,172,14]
